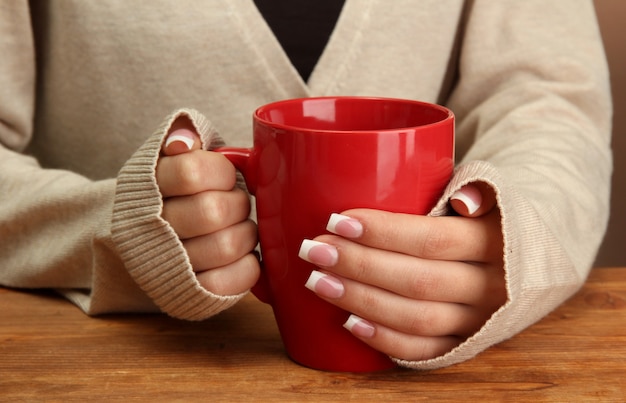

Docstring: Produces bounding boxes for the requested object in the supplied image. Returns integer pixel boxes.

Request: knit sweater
[0,0,612,370]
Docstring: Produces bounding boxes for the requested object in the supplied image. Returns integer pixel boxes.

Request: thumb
[450,182,497,218]
[162,116,202,156]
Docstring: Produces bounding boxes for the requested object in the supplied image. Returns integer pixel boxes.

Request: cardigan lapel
[310,0,465,102]
[231,0,463,102]
[231,0,371,98]
[229,0,310,99]
[307,0,374,95]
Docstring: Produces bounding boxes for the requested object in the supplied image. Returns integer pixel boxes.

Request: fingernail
[165,129,195,150]
[326,213,363,238]
[305,270,344,299]
[298,240,338,267]
[451,185,482,215]
[343,314,376,338]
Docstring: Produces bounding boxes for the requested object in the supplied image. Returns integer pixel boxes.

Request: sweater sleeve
[0,106,245,319]
[394,0,612,370]
[109,108,247,320]
[0,3,244,318]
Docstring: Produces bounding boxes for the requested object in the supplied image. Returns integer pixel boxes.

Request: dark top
[254,0,346,82]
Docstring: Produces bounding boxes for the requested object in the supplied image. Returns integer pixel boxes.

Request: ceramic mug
[216,96,454,372]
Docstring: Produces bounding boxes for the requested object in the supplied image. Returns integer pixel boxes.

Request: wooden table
[1,268,625,402]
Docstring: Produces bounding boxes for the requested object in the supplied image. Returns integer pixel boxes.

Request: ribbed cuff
[111,108,245,320]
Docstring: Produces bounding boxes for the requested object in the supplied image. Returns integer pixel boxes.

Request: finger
[156,151,238,197]
[343,315,463,361]
[184,219,258,270]
[162,116,202,156]
[300,237,505,306]
[450,182,497,218]
[196,253,260,296]
[306,270,484,337]
[162,188,251,239]
[327,209,503,262]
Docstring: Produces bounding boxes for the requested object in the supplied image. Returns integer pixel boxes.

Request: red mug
[216,96,454,372]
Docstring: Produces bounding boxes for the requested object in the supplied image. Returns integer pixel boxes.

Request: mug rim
[253,96,454,134]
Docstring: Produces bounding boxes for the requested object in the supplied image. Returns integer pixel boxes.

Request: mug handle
[213,147,272,305]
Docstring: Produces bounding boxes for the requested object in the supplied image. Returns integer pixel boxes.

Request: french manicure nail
[165,129,195,150]
[343,314,376,338]
[304,270,345,299]
[326,213,363,238]
[298,239,338,267]
[451,185,482,215]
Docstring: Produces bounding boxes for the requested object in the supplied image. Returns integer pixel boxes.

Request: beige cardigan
[0,0,612,370]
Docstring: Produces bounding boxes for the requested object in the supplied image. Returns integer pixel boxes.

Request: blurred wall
[594,0,626,267]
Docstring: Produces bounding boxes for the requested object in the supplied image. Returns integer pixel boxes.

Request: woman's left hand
[298,182,507,361]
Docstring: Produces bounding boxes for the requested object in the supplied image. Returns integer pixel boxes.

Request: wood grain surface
[1,268,624,402]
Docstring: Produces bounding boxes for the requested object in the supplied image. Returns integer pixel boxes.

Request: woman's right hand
[155,117,260,295]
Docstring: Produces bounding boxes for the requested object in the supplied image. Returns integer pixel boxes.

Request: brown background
[594,0,625,267]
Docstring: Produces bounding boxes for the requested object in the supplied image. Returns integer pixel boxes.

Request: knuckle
[233,188,252,212]
[200,272,231,296]
[214,231,241,262]
[212,224,257,263]
[404,305,435,335]
[349,249,372,283]
[209,153,237,187]
[407,340,436,361]
[358,292,379,317]
[172,152,238,193]
[196,270,222,294]
[242,220,260,247]
[415,226,453,259]
[407,273,434,300]
[388,335,444,362]
[198,255,260,296]
[174,153,205,191]
[197,193,229,227]
[397,340,429,361]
